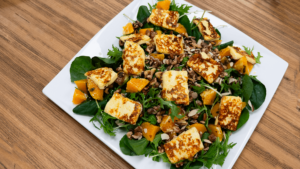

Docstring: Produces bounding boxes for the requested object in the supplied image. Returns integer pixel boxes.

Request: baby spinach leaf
[142,115,157,125]
[217,41,234,51]
[119,135,150,156]
[137,5,151,23]
[157,98,183,121]
[249,76,266,110]
[236,108,249,130]
[142,22,154,28]
[152,133,162,149]
[178,15,191,35]
[191,27,201,42]
[73,100,98,116]
[70,56,93,82]
[242,75,253,103]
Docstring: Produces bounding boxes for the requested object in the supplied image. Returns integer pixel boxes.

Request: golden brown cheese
[120,34,151,45]
[85,67,118,89]
[154,34,184,55]
[148,9,179,30]
[104,93,142,125]
[218,96,242,131]
[187,52,224,83]
[162,70,189,105]
[122,41,145,75]
[228,46,256,64]
[164,127,203,164]
[193,18,220,41]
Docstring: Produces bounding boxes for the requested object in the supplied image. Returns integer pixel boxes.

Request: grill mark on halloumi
[193,18,220,41]
[218,96,242,131]
[228,46,256,64]
[120,34,151,45]
[122,41,145,75]
[187,52,224,84]
[85,67,118,89]
[154,34,184,55]
[148,9,179,30]
[104,93,142,125]
[162,70,189,105]
[164,127,203,163]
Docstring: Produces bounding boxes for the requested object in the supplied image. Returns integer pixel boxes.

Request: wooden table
[0,0,299,168]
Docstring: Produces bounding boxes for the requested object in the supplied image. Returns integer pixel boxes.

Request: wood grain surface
[0,0,299,168]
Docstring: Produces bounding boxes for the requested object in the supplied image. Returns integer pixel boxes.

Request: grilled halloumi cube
[85,67,118,89]
[162,70,189,105]
[228,46,256,64]
[148,9,179,30]
[218,96,242,131]
[164,127,203,164]
[122,41,145,75]
[104,93,142,125]
[120,34,151,45]
[187,52,224,83]
[154,34,184,55]
[193,18,220,41]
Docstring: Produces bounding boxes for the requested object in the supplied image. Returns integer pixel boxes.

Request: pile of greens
[69,0,266,168]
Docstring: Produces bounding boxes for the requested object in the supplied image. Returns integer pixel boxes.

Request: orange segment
[156,0,171,10]
[87,79,104,100]
[247,62,254,75]
[150,53,165,61]
[211,102,220,118]
[139,28,154,35]
[175,23,187,35]
[74,79,87,93]
[208,124,223,141]
[123,23,134,35]
[72,88,87,105]
[141,122,161,142]
[219,47,231,58]
[187,123,207,134]
[156,30,163,35]
[126,78,149,93]
[160,115,175,133]
[234,56,249,74]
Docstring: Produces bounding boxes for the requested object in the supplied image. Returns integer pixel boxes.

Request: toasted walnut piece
[208,134,217,142]
[146,43,155,54]
[149,78,157,86]
[196,100,203,106]
[114,89,121,93]
[132,132,143,140]
[105,88,109,94]
[158,146,164,153]
[156,114,162,123]
[203,113,207,121]
[147,108,156,114]
[134,126,143,133]
[126,131,133,139]
[119,39,124,47]
[175,162,184,168]
[150,31,157,39]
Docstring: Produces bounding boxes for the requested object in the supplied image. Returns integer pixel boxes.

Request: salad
[70,0,266,168]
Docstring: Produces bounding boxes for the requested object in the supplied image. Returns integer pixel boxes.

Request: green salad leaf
[90,108,117,136]
[158,98,183,121]
[120,134,150,156]
[178,15,191,35]
[255,52,263,64]
[249,76,266,110]
[170,0,192,16]
[73,100,98,116]
[215,41,234,51]
[242,75,253,103]
[137,5,151,22]
[70,56,93,82]
[236,108,250,130]
[242,46,254,56]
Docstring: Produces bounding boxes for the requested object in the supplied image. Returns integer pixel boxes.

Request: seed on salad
[188,109,198,117]
[200,120,205,124]
[203,139,212,144]
[161,133,170,140]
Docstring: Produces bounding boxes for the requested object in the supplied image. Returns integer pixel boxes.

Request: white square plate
[43,0,288,168]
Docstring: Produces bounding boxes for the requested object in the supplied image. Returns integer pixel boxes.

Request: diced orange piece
[211,102,220,118]
[242,102,247,110]
[208,124,223,141]
[139,28,154,35]
[247,62,254,75]
[234,56,249,74]
[87,79,104,100]
[187,123,207,134]
[175,23,187,35]
[74,79,87,93]
[160,116,175,133]
[126,78,149,93]
[141,122,161,142]
[156,0,171,10]
[72,88,87,105]
[123,23,134,35]
[213,40,222,46]
[200,89,217,105]
[156,30,163,35]
[150,53,165,61]
[219,47,231,58]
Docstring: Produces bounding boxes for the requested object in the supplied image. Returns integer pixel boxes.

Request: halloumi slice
[228,46,256,64]
[154,34,184,55]
[162,70,189,105]
[218,96,242,131]
[164,127,203,164]
[122,41,145,75]
[148,9,179,30]
[85,67,118,89]
[193,18,220,41]
[104,93,142,125]
[187,52,224,84]
[120,34,151,45]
